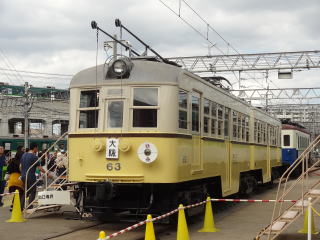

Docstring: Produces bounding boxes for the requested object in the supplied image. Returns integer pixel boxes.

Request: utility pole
[24,82,32,149]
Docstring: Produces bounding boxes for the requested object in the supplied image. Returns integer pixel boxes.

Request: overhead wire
[0,72,71,81]
[158,0,265,89]
[0,67,72,77]
[0,49,25,85]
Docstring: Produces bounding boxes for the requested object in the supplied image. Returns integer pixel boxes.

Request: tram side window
[237,113,242,140]
[233,111,238,140]
[133,88,158,128]
[284,135,290,146]
[254,120,264,144]
[217,105,224,137]
[245,116,250,142]
[211,102,217,136]
[179,90,188,129]
[224,108,230,138]
[79,90,99,128]
[192,95,200,132]
[261,123,266,144]
[241,115,246,141]
[257,122,261,143]
[270,126,274,145]
[254,121,257,142]
[232,111,249,142]
[203,99,210,134]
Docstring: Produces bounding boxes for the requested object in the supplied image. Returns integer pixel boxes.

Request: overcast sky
[0,0,319,90]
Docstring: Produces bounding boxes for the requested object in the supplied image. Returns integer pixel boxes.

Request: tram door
[191,92,202,173]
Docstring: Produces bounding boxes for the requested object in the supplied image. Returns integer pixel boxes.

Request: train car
[0,138,67,154]
[68,56,282,216]
[281,122,310,165]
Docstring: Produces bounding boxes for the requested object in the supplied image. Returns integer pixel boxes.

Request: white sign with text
[38,190,71,205]
[106,138,119,159]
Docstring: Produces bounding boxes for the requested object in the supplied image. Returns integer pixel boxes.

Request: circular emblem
[137,142,158,164]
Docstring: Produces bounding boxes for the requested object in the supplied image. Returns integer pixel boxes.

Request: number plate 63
[106,163,121,171]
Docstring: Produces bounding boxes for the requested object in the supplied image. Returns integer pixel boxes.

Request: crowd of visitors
[0,144,68,210]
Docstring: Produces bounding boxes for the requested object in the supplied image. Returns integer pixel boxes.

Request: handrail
[277,135,320,206]
[265,134,320,239]
[24,132,68,212]
[25,168,69,215]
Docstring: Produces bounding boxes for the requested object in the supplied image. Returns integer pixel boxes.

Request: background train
[0,138,67,155]
[68,55,294,218]
[281,120,311,165]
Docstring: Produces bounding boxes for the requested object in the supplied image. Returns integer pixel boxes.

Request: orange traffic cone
[199,197,219,232]
[145,214,156,240]
[6,190,26,223]
[177,204,190,240]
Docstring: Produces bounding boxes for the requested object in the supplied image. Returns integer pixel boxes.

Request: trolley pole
[113,34,117,58]
[24,82,31,149]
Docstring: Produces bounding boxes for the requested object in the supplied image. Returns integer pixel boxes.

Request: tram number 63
[106,163,121,171]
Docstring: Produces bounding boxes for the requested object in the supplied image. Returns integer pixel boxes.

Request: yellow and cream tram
[68,56,282,215]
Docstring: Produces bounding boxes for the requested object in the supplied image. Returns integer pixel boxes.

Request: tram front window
[80,90,99,108]
[284,134,290,146]
[79,110,98,128]
[133,109,157,127]
[108,101,123,128]
[78,89,99,129]
[132,88,158,128]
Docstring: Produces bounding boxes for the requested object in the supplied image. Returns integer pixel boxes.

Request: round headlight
[113,60,126,75]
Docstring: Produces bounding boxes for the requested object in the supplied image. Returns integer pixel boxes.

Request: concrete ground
[1,172,320,240]
[0,206,97,240]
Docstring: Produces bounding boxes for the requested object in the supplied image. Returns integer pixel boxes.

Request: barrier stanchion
[145,214,156,240]
[97,231,106,240]
[199,196,218,232]
[177,204,190,240]
[298,197,318,235]
[308,197,312,240]
[6,190,25,223]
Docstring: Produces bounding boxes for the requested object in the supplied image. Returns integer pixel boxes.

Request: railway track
[44,221,174,240]
[44,183,279,240]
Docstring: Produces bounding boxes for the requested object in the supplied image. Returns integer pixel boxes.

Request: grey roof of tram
[70,59,180,88]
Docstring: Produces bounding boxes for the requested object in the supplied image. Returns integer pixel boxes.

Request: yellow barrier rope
[311,206,320,217]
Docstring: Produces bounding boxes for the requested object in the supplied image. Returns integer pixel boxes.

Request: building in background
[0,82,69,152]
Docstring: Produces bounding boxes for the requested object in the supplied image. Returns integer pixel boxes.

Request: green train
[0,137,67,154]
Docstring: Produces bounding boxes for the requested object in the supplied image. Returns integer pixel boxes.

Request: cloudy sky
[0,0,319,90]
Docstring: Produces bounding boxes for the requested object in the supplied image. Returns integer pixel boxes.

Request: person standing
[7,146,24,211]
[20,143,45,210]
[0,146,6,207]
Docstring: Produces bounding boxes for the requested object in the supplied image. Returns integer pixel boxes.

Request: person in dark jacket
[0,146,7,207]
[20,143,45,210]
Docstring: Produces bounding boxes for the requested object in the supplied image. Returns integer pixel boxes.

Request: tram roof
[70,59,181,88]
